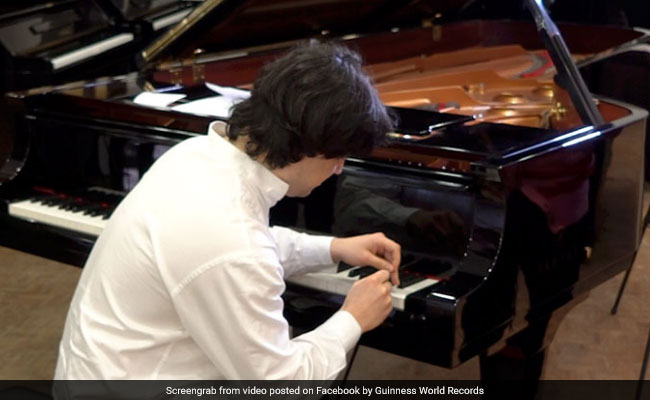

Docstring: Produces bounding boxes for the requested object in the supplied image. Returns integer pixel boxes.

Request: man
[55,42,400,380]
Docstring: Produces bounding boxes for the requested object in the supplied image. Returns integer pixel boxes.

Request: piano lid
[0,1,115,58]
[139,0,608,128]
[139,0,472,67]
[100,0,202,33]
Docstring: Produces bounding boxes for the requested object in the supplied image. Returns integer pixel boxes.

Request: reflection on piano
[0,1,202,93]
[0,1,136,92]
[1,0,650,393]
[99,0,200,40]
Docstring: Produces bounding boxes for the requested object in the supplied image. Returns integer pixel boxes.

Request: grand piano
[0,0,202,93]
[1,0,649,389]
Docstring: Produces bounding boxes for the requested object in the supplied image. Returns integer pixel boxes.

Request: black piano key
[28,195,47,204]
[42,197,60,206]
[81,205,103,216]
[398,272,427,289]
[55,198,75,210]
[99,208,115,220]
[337,261,355,273]
[348,266,377,279]
[68,203,85,212]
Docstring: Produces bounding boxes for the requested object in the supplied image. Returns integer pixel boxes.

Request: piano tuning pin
[467,83,484,95]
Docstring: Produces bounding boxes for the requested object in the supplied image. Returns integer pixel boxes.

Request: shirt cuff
[299,234,334,267]
[320,310,362,353]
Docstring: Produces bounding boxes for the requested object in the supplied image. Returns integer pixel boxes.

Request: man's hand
[341,270,393,333]
[330,233,401,285]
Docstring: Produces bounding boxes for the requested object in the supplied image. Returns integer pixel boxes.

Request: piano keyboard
[8,187,446,311]
[50,33,135,71]
[286,258,449,311]
[8,188,122,236]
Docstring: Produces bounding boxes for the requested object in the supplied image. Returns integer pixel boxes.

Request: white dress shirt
[54,121,361,380]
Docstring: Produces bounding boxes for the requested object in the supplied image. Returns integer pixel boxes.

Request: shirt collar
[208,121,289,208]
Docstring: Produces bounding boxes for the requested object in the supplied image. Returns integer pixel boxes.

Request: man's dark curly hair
[226,41,395,169]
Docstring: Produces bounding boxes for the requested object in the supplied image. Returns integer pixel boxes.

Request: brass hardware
[387,130,441,141]
[169,67,183,85]
[493,92,525,104]
[533,84,555,98]
[422,18,442,41]
[466,83,485,95]
[143,81,155,92]
[192,63,206,84]
[551,101,568,119]
[141,0,226,66]
[488,107,518,117]
[432,25,442,41]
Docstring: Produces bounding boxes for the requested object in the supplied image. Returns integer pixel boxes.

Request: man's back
[55,126,290,379]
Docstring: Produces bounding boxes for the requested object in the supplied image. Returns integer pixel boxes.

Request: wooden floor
[0,222,649,380]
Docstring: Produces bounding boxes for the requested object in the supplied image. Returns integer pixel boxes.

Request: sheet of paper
[171,96,240,118]
[206,82,251,100]
[133,92,186,107]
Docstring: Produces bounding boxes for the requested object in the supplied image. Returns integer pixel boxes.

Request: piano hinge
[192,63,206,84]
[168,67,183,85]
[422,16,442,41]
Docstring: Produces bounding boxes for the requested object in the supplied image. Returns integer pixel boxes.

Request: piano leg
[479,320,549,399]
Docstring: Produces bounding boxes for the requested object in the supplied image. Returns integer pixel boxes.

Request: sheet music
[171,96,239,118]
[206,82,251,100]
[131,83,250,118]
[133,92,186,108]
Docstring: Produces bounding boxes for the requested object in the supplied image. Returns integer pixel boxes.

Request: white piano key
[9,195,439,310]
[50,33,134,71]
[286,266,439,311]
[8,200,107,236]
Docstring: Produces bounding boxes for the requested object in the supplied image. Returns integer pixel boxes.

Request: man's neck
[214,123,296,189]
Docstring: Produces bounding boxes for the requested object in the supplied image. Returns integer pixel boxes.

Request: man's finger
[371,269,390,282]
[390,269,400,286]
[376,237,401,269]
[366,254,400,286]
[366,253,394,273]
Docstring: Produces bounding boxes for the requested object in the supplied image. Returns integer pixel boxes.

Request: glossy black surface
[0,1,111,57]
[0,62,647,368]
[99,0,200,44]
[0,1,138,93]
[105,0,184,21]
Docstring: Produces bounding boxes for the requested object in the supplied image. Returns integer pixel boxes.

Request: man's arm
[270,227,401,284]
[171,253,360,380]
[268,226,334,277]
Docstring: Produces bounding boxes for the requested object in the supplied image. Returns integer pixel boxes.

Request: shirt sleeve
[269,226,335,278]
[170,253,361,380]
